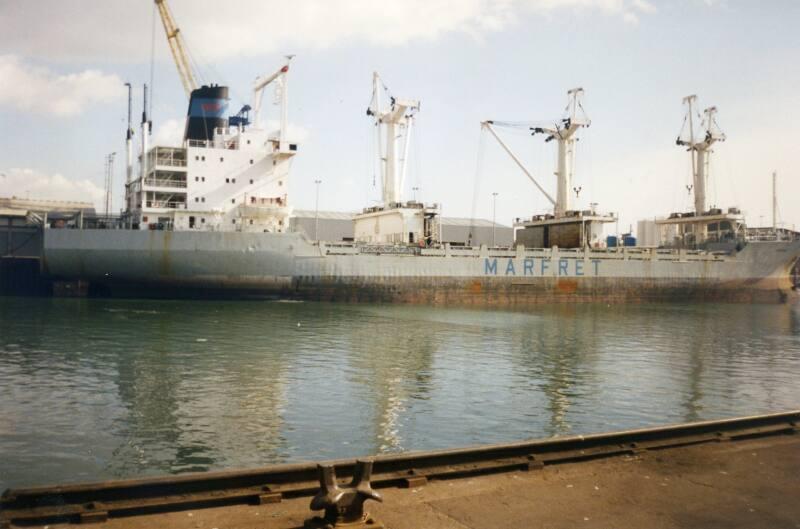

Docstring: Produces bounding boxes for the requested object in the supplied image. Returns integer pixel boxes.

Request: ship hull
[42,230,800,305]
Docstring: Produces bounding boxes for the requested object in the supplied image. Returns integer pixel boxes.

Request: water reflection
[1,297,799,490]
[343,311,436,453]
[506,306,598,437]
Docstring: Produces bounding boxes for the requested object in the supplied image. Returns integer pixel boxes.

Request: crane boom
[154,0,197,98]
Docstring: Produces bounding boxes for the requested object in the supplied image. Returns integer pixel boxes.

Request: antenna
[104,152,117,220]
[141,84,151,182]
[123,82,134,222]
[772,171,777,231]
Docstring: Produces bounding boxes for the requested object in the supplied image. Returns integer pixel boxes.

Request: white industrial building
[291,210,513,247]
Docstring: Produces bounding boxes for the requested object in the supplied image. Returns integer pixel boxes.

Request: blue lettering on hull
[505,260,516,275]
[483,258,601,277]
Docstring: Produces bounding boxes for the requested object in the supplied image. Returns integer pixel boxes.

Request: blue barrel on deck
[606,235,618,248]
[623,235,637,247]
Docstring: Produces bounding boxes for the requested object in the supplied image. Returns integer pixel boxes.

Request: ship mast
[677,95,726,216]
[367,73,419,206]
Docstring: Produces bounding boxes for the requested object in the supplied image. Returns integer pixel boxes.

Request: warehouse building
[290,210,513,246]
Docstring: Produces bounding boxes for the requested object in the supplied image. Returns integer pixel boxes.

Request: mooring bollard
[304,459,384,529]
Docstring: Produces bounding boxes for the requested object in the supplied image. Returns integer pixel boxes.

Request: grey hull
[43,230,800,304]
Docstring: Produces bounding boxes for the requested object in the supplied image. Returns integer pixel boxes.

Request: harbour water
[1,296,799,491]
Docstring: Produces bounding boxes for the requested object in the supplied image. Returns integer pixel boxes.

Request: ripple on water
[0,298,799,490]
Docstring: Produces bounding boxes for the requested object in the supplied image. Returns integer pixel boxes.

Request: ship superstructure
[123,60,297,233]
[118,1,298,233]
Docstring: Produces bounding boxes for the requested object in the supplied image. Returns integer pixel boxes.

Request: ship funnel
[184,85,229,142]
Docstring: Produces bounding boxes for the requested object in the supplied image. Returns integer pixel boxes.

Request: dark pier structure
[0,208,46,296]
[0,198,95,297]
[2,411,799,529]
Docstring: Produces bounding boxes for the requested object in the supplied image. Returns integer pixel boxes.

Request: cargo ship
[42,69,800,304]
[40,2,800,304]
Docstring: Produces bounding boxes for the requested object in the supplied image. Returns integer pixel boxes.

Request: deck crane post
[534,87,589,217]
[676,96,726,217]
[367,72,420,206]
[154,0,197,98]
[669,96,730,245]
[482,88,588,217]
[252,56,294,148]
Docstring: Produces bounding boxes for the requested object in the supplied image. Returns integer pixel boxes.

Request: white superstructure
[124,61,297,233]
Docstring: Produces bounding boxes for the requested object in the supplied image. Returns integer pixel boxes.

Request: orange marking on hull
[556,279,578,293]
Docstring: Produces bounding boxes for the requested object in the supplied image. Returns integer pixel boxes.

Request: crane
[154,0,197,98]
[482,88,590,217]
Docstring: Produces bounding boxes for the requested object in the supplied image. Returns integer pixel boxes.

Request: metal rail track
[2,411,798,527]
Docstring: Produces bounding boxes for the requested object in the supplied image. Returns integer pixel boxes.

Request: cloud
[153,118,185,147]
[264,120,311,144]
[622,12,641,24]
[631,0,657,13]
[0,55,124,117]
[1,168,105,210]
[0,1,657,64]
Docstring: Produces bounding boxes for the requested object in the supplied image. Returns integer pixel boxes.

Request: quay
[2,411,798,529]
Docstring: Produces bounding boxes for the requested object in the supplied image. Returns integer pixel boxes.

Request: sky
[1,0,798,233]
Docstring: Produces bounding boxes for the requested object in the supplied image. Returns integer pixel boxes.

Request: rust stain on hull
[94,276,797,305]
